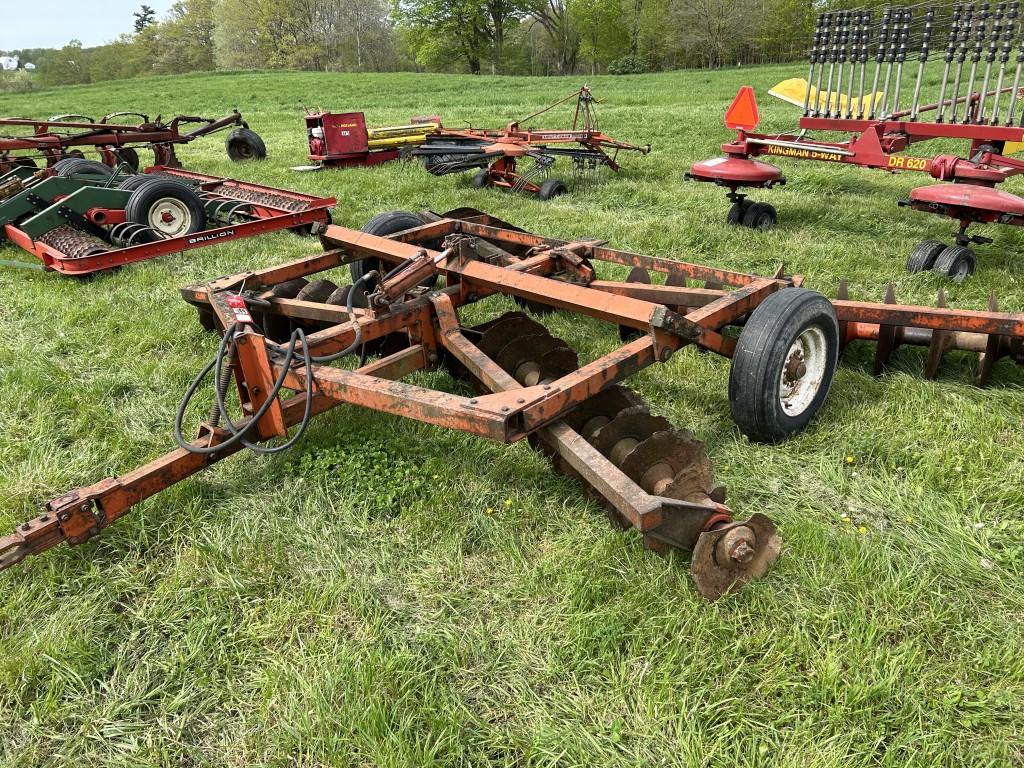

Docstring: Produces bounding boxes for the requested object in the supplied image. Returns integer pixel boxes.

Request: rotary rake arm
[414,86,650,196]
[3,209,1022,596]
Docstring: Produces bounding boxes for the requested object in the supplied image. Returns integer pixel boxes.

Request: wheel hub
[779,326,828,416]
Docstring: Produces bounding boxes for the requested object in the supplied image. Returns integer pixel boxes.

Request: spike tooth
[873,284,898,375]
[665,272,687,288]
[626,267,651,284]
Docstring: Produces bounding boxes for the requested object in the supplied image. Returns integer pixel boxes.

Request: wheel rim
[779,326,828,416]
[147,197,192,237]
[951,257,971,281]
[754,212,772,230]
[232,140,253,159]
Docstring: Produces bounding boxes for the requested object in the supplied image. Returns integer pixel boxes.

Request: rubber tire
[538,178,568,200]
[12,157,38,169]
[472,168,491,188]
[53,157,116,178]
[124,178,207,242]
[727,199,752,225]
[741,201,777,230]
[117,174,154,191]
[350,210,428,289]
[932,244,977,282]
[225,128,267,162]
[906,239,946,273]
[729,287,839,443]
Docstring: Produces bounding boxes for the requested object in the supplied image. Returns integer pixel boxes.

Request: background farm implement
[300,109,442,169]
[413,87,651,198]
[0,161,334,276]
[688,2,1024,280]
[0,110,266,174]
[1,208,1022,598]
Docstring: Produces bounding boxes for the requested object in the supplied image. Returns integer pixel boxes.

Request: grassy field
[0,67,1022,767]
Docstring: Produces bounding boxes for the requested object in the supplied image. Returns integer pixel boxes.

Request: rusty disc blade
[260,277,309,342]
[563,385,646,437]
[618,429,714,502]
[493,334,566,378]
[476,315,549,359]
[691,514,781,601]
[589,407,674,465]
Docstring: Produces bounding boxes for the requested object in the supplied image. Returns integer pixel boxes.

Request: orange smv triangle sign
[725,86,759,131]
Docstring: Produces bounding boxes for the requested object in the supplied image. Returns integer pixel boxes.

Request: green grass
[1,68,1023,767]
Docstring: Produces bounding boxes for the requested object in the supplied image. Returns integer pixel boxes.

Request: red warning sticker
[226,294,254,324]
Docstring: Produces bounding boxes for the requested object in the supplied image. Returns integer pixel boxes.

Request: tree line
[1,0,872,91]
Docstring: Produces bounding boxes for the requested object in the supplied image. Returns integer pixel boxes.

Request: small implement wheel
[741,201,777,230]
[472,168,491,188]
[906,239,946,273]
[729,287,839,443]
[125,178,206,241]
[538,178,568,200]
[117,174,154,191]
[53,157,115,178]
[727,198,752,225]
[350,210,430,291]
[932,244,977,282]
[12,157,38,169]
[225,128,267,162]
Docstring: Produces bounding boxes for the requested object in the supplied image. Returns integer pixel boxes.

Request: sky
[1,0,174,52]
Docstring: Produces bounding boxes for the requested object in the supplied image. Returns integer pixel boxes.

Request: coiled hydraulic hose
[174,322,314,456]
[175,268,410,456]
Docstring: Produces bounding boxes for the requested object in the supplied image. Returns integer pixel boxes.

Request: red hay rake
[689,2,1024,281]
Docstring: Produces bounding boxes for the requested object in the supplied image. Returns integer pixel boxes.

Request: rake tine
[872,283,899,375]
[938,4,963,121]
[978,2,1006,122]
[951,4,975,122]
[990,1,1018,121]
[869,8,892,118]
[910,7,936,120]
